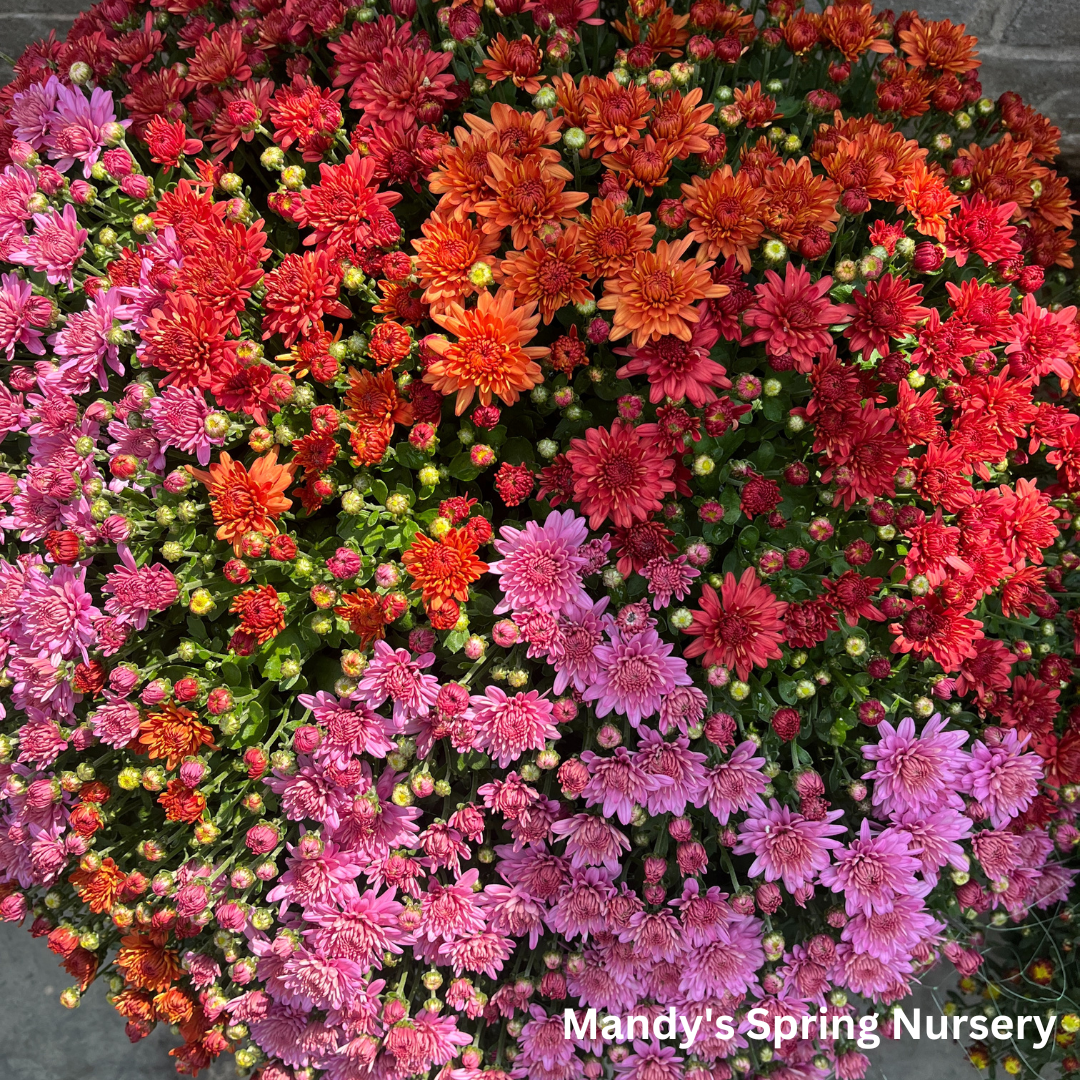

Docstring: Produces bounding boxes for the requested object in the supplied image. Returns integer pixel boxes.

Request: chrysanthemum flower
[614,304,730,406]
[297,151,403,258]
[411,213,501,311]
[582,75,654,155]
[565,419,677,530]
[760,157,842,248]
[684,567,787,679]
[423,287,548,414]
[186,448,298,553]
[344,368,414,465]
[901,158,960,241]
[961,730,1044,830]
[743,263,854,368]
[346,44,456,124]
[230,584,287,645]
[650,87,720,159]
[734,799,847,893]
[470,686,558,768]
[845,273,931,359]
[403,528,488,612]
[578,198,656,282]
[478,34,545,94]
[680,166,766,270]
[820,819,925,916]
[889,593,984,672]
[262,250,353,347]
[136,701,216,771]
[115,932,183,991]
[899,16,980,74]
[598,236,729,346]
[583,626,693,728]
[475,155,588,250]
[501,225,594,324]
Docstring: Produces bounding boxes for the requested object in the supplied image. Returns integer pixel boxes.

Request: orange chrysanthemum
[403,528,488,610]
[137,701,216,771]
[463,104,564,163]
[598,236,730,346]
[424,287,548,413]
[230,583,287,644]
[819,136,895,203]
[614,3,690,58]
[842,121,926,199]
[69,856,126,914]
[603,135,678,197]
[761,157,842,246]
[582,75,654,155]
[578,199,656,282]
[477,33,545,95]
[739,135,785,188]
[373,279,429,326]
[681,165,766,270]
[427,130,499,218]
[158,778,207,823]
[551,72,588,129]
[733,81,780,129]
[116,932,183,992]
[476,155,588,250]
[187,448,298,553]
[902,158,961,240]
[959,135,1046,216]
[818,2,894,62]
[412,214,501,311]
[899,16,980,74]
[501,224,594,324]
[335,588,388,648]
[344,368,414,465]
[649,88,719,159]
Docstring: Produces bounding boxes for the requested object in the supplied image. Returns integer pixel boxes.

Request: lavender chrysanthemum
[861,712,969,818]
[819,819,926,917]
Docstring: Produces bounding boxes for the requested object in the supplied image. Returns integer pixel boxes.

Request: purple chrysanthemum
[633,726,708,816]
[580,746,666,825]
[861,712,969,818]
[550,595,608,694]
[734,798,847,893]
[582,625,692,727]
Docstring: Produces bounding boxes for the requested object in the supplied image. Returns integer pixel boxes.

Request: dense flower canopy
[0,1,1079,1080]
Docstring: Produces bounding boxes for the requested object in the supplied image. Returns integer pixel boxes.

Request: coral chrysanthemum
[598,236,729,346]
[423,287,548,413]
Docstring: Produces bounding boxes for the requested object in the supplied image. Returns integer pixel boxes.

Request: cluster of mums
[0,0,1079,1077]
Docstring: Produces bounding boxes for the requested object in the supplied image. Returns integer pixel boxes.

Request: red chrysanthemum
[684,567,788,680]
[565,419,678,530]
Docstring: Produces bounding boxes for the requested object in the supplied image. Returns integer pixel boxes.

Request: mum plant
[1,0,1080,1077]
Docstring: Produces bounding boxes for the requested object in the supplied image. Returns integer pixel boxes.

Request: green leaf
[448,452,482,481]
[500,437,535,466]
[394,443,427,470]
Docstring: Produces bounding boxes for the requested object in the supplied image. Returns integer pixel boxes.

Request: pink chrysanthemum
[355,640,440,727]
[146,385,223,466]
[819,820,926,917]
[960,729,1044,830]
[470,685,558,768]
[861,712,970,818]
[734,798,847,893]
[490,508,591,617]
[0,271,52,361]
[102,544,179,630]
[702,740,769,825]
[579,747,667,825]
[418,868,486,942]
[583,625,692,727]
[11,203,88,287]
[841,893,943,961]
[641,554,700,610]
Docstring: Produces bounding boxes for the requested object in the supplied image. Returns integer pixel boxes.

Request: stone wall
[1,0,1079,168]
